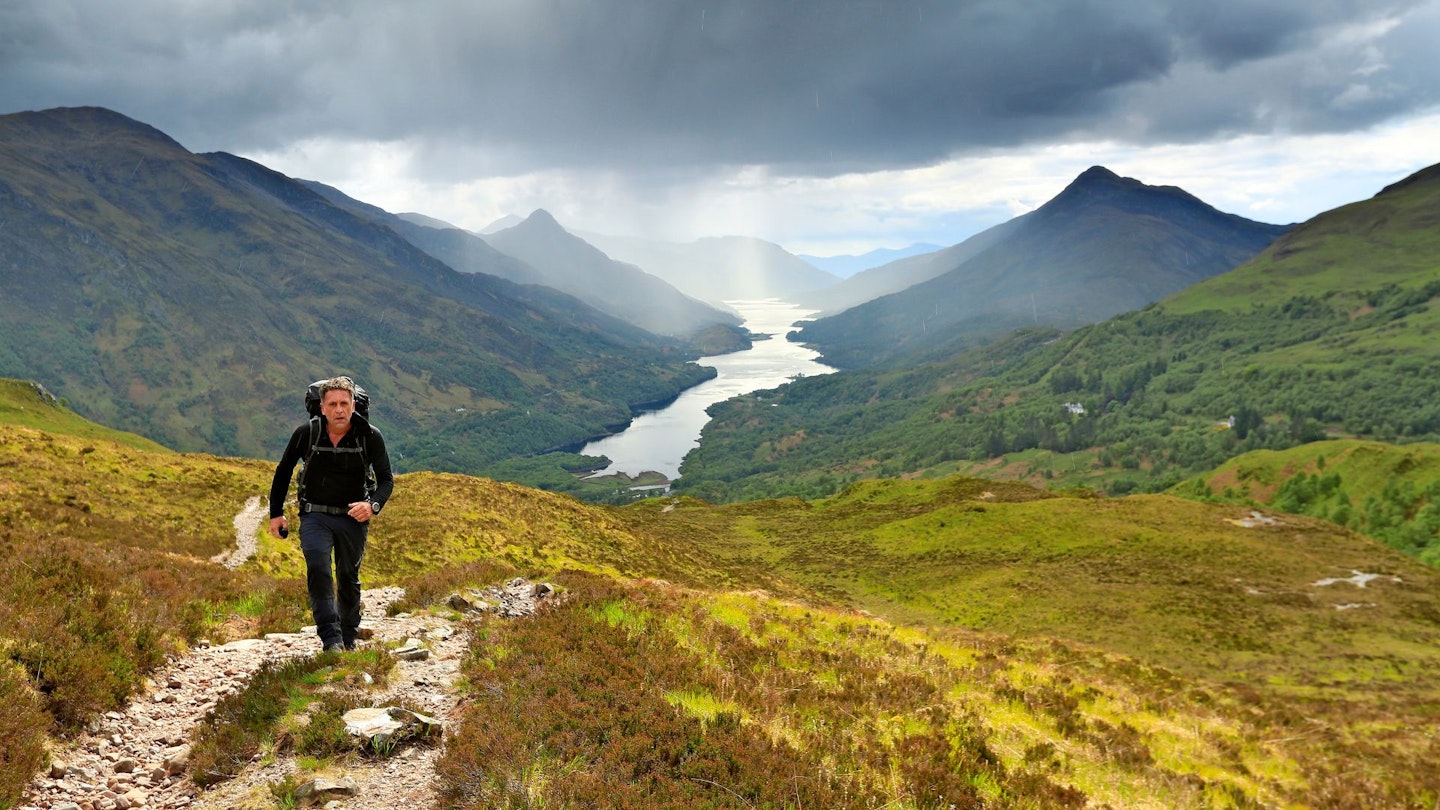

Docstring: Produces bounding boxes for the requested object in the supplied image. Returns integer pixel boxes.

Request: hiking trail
[22,498,548,810]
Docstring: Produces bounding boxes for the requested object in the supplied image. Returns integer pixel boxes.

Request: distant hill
[0,106,714,469]
[795,167,1291,367]
[578,231,838,306]
[797,219,1026,316]
[676,161,1440,508]
[305,186,744,342]
[299,178,544,285]
[480,213,523,234]
[1171,439,1440,566]
[797,242,943,278]
[395,211,461,230]
[485,211,743,337]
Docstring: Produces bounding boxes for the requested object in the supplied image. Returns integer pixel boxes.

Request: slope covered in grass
[3,387,1439,807]
[1172,439,1440,565]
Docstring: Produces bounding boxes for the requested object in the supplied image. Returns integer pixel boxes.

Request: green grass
[4,381,1440,807]
[1172,439,1440,564]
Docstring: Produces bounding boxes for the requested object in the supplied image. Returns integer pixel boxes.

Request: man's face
[321,389,355,431]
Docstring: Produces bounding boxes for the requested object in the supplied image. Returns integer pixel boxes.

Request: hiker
[268,376,394,652]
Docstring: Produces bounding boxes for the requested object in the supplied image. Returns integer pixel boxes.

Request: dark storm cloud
[2,0,1436,177]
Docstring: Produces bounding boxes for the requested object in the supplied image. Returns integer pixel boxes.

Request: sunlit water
[581,299,836,481]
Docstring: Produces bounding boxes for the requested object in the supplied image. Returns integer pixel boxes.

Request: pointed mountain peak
[1074,165,1122,184]
[523,208,562,228]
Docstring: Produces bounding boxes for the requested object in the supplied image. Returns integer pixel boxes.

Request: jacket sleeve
[367,427,395,508]
[268,425,308,518]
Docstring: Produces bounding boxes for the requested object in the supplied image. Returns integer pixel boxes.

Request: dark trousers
[299,511,368,647]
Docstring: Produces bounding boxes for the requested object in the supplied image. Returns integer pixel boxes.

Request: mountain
[578,231,839,305]
[4,396,1439,807]
[480,213,523,234]
[0,106,714,467]
[396,211,462,230]
[302,185,745,345]
[795,166,1291,367]
[299,178,543,284]
[484,211,744,337]
[675,161,1440,507]
[797,218,1027,316]
[797,242,943,278]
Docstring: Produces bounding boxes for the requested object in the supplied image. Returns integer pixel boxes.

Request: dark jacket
[268,413,394,518]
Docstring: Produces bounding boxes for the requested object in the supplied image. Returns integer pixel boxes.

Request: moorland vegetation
[2,381,1437,808]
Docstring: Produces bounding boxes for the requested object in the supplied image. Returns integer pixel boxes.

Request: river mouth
[579,299,836,484]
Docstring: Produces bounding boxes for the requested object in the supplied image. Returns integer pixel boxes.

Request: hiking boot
[322,642,345,653]
[343,640,357,651]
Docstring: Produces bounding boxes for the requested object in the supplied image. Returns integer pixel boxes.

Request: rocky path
[22,503,548,810]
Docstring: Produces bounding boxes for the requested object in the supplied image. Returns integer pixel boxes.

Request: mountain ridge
[0,106,715,470]
[485,210,744,337]
[794,166,1290,367]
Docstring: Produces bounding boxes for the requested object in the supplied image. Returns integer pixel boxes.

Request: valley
[2,106,1439,809]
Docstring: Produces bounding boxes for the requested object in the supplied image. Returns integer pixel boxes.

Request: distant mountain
[795,167,1291,367]
[298,179,543,285]
[797,220,1026,316]
[396,211,462,230]
[486,211,742,337]
[578,232,838,305]
[480,213,524,234]
[676,161,1440,505]
[797,243,943,278]
[0,106,714,468]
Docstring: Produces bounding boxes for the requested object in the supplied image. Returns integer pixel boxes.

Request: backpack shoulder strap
[298,416,323,500]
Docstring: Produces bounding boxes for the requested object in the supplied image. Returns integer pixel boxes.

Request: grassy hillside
[3,394,1439,807]
[1172,439,1440,565]
[676,162,1440,508]
[0,378,169,452]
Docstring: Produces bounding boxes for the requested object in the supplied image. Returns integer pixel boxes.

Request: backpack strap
[298,416,376,502]
[297,415,322,502]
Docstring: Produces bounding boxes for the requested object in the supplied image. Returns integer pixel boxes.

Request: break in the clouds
[2,0,1439,251]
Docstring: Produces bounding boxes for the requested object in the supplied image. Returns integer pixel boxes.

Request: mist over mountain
[0,106,714,466]
[578,231,838,306]
[797,243,943,279]
[396,211,462,230]
[795,166,1291,367]
[485,211,743,337]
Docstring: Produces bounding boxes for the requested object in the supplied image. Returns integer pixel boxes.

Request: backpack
[298,378,376,502]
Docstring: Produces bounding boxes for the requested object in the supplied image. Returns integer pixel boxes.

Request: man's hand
[269,516,288,538]
[348,500,375,523]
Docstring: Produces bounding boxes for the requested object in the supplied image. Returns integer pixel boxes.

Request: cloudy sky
[3,0,1439,256]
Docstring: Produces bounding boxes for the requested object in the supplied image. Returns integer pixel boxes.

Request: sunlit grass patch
[664,687,742,726]
[590,598,651,636]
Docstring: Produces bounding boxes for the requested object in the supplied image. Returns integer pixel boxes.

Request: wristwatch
[369,499,382,515]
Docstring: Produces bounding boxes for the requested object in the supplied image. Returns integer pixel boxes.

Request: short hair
[318,376,357,402]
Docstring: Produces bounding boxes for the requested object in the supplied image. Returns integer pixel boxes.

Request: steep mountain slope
[485,211,743,337]
[796,167,1290,367]
[303,181,748,355]
[579,231,839,304]
[298,178,543,285]
[797,219,1025,315]
[0,106,712,466]
[676,161,1440,505]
